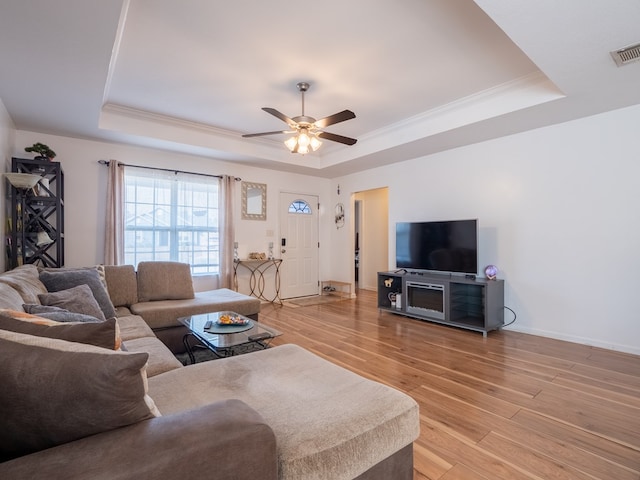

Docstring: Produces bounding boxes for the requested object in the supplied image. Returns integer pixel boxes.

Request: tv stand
[377,271,504,337]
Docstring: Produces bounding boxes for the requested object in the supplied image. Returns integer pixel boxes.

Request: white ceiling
[1,0,639,177]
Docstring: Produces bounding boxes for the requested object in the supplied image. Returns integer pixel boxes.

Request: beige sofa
[102,261,261,353]
[0,263,420,479]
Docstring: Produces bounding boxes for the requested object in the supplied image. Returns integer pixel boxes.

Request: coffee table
[178,311,282,363]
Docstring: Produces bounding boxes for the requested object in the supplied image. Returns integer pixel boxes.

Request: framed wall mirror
[241,181,267,220]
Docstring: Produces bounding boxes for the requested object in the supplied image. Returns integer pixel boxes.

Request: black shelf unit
[7,157,64,268]
[377,271,504,336]
[377,273,403,309]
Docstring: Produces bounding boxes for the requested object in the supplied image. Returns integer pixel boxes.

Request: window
[124,168,220,274]
[288,200,312,214]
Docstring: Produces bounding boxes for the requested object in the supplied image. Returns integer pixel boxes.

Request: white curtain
[104,160,124,265]
[218,175,235,288]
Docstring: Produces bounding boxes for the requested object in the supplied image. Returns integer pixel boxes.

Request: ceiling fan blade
[314,110,356,128]
[317,131,358,146]
[262,107,297,126]
[242,130,290,138]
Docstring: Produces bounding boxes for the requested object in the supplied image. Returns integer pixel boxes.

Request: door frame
[279,191,320,299]
[351,187,389,291]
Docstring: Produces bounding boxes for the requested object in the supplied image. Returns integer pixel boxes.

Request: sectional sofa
[0,263,420,479]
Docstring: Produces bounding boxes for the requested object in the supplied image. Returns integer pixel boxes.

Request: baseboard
[506,325,640,356]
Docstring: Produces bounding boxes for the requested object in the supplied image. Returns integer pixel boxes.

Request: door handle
[281,249,286,254]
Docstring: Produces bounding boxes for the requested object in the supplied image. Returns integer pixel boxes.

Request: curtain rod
[98,160,241,181]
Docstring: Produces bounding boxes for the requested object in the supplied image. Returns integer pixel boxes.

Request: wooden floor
[258,289,640,480]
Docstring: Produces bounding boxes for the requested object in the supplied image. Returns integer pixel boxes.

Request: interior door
[279,192,319,299]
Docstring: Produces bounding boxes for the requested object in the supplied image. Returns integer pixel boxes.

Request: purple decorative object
[484,265,498,280]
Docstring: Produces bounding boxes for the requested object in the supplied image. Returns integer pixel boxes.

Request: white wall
[0,98,16,273]
[331,104,640,355]
[12,131,332,289]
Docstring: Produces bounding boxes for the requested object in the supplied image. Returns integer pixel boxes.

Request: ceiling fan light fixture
[284,130,323,154]
[310,135,322,151]
[284,136,298,151]
[298,144,310,155]
[298,130,311,148]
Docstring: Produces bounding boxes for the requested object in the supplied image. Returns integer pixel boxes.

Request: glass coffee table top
[179,311,282,361]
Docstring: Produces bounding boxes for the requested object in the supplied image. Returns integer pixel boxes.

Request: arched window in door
[288,200,312,214]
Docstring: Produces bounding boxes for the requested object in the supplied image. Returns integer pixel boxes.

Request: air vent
[610,43,640,67]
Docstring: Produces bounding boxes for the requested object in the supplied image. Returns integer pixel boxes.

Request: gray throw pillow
[22,304,65,314]
[39,269,117,319]
[38,284,107,321]
[22,304,102,323]
[0,329,160,462]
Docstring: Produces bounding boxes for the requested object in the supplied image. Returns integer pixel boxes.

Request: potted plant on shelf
[24,143,56,161]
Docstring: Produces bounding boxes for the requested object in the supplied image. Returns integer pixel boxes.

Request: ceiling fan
[242,82,357,154]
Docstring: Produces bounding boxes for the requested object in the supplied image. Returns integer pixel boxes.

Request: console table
[233,259,283,305]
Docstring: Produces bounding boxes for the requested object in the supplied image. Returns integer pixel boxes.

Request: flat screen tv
[396,219,478,275]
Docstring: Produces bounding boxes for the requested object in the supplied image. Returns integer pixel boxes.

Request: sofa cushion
[122,336,184,377]
[116,314,156,341]
[131,289,261,329]
[104,264,139,307]
[0,309,121,350]
[137,261,195,302]
[148,344,420,480]
[0,265,47,304]
[0,329,160,462]
[38,284,107,321]
[22,304,102,323]
[115,305,133,316]
[39,268,117,319]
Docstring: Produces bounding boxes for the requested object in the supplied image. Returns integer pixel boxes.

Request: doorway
[352,187,389,291]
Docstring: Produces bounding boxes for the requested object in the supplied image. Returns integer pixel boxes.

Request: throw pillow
[38,284,107,321]
[0,264,48,304]
[103,264,138,307]
[96,264,108,290]
[39,268,117,319]
[137,261,195,302]
[0,309,121,350]
[0,329,160,462]
[0,282,26,311]
[22,304,102,323]
[22,304,65,314]
[39,265,110,291]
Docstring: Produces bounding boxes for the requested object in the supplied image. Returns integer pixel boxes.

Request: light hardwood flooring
[258,289,640,480]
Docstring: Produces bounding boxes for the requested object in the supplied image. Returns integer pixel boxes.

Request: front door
[279,192,319,299]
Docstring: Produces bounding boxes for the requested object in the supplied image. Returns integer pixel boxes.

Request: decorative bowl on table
[216,313,249,326]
